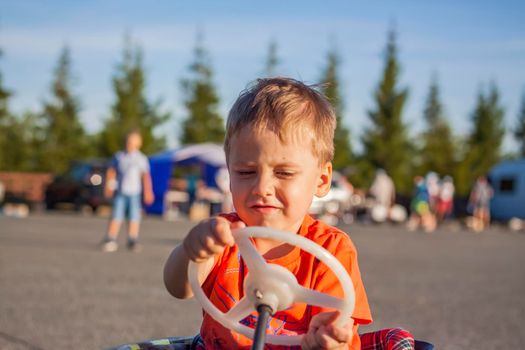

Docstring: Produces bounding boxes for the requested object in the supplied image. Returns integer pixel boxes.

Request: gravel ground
[1,212,524,349]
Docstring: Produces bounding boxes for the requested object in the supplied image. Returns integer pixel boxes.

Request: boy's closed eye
[235,170,256,176]
[234,169,296,178]
[275,170,295,178]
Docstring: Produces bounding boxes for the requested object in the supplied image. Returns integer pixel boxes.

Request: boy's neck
[254,238,294,260]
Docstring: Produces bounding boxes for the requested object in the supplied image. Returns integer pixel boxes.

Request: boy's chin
[243,219,300,233]
[243,218,281,229]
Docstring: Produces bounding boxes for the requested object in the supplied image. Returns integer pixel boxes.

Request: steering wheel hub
[244,263,297,313]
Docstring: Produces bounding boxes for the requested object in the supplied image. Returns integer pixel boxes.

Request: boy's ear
[315,161,332,197]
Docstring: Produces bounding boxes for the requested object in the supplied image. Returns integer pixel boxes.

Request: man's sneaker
[127,240,142,253]
[101,239,118,252]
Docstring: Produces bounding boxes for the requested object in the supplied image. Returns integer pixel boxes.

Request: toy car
[108,227,434,350]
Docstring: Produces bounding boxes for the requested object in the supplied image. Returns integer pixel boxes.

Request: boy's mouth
[250,204,279,214]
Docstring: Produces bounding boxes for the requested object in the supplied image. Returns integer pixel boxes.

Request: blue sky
[1,0,524,152]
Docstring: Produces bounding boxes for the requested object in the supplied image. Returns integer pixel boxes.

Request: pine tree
[180,34,224,144]
[419,76,457,177]
[0,47,43,172]
[5,112,44,171]
[514,92,525,157]
[39,46,89,174]
[99,35,169,156]
[469,84,505,171]
[361,29,412,194]
[0,47,13,169]
[319,46,353,171]
[456,84,505,195]
[264,39,280,77]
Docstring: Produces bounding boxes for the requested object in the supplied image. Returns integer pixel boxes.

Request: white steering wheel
[188,226,355,346]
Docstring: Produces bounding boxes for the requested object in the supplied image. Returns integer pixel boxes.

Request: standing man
[369,168,395,210]
[101,129,154,252]
[468,175,493,232]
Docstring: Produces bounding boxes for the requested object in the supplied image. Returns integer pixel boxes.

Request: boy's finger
[183,238,205,262]
[313,325,341,349]
[325,323,351,344]
[309,311,340,329]
[326,310,342,324]
[189,241,210,262]
[230,220,246,230]
[199,231,223,255]
[301,331,318,350]
[213,218,236,246]
[228,221,246,245]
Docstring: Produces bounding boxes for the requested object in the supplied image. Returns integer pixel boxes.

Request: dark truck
[44,159,110,212]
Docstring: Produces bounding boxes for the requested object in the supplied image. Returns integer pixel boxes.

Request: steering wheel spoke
[295,286,345,310]
[225,296,255,322]
[235,235,267,272]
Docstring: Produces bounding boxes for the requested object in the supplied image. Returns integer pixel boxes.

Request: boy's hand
[183,217,245,263]
[143,189,155,205]
[103,186,114,199]
[301,311,353,350]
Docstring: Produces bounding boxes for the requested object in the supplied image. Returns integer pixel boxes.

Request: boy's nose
[252,173,274,197]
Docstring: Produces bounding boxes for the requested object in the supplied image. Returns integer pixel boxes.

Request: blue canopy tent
[145,143,226,215]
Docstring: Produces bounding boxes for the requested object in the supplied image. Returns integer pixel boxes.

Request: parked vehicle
[44,160,110,212]
[309,171,352,216]
[489,158,525,221]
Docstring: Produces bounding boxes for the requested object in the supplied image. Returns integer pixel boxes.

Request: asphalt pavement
[1,212,524,349]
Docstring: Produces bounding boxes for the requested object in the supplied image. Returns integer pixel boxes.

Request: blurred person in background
[185,165,201,211]
[0,179,4,215]
[369,168,395,209]
[0,179,4,204]
[468,175,493,232]
[100,130,154,252]
[426,172,440,215]
[407,175,436,232]
[436,175,455,223]
[368,169,395,223]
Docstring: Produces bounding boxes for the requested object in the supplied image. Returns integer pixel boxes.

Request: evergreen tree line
[1,30,524,197]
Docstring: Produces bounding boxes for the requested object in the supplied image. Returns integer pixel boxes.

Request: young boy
[164,78,372,349]
[101,130,154,252]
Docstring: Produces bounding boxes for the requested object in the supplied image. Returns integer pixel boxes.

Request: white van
[309,171,352,216]
[489,158,525,220]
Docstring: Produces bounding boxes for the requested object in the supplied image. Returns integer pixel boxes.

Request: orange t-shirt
[199,214,372,349]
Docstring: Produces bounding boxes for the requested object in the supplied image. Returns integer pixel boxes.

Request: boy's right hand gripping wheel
[188,226,356,346]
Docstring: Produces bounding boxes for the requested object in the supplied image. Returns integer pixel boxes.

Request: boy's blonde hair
[224,77,336,164]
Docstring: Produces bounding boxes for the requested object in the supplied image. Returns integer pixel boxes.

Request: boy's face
[126,133,142,152]
[227,127,332,233]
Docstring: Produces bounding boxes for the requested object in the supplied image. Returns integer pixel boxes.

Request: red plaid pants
[360,328,415,350]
